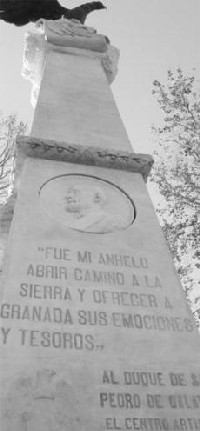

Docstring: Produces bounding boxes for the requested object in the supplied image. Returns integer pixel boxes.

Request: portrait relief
[39,174,135,234]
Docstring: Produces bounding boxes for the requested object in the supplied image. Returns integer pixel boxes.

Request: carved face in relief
[39,174,135,234]
[64,185,106,216]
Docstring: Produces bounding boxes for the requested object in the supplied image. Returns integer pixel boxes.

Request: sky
[0,0,200,153]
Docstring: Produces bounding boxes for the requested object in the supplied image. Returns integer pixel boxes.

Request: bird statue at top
[0,0,106,26]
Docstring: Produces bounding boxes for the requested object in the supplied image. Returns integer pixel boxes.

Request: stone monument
[1,18,200,431]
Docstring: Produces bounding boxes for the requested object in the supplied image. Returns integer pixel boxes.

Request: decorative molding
[0,137,153,238]
[40,18,108,52]
[16,136,154,181]
[1,137,153,232]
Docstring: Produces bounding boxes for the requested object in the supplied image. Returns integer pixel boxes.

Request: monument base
[1,147,200,429]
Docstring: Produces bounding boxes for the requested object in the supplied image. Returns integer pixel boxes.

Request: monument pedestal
[1,18,200,431]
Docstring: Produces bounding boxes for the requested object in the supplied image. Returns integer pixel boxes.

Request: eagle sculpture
[0,0,106,26]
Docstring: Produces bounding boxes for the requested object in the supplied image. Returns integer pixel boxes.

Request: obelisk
[1,18,200,431]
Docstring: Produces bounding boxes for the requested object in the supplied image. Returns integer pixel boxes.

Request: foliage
[0,113,26,204]
[151,68,200,324]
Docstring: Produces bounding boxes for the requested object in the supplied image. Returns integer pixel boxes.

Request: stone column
[23,19,131,151]
[1,18,200,431]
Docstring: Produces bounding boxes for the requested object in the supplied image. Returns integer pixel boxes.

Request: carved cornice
[1,138,153,234]
[16,136,154,182]
[41,18,108,53]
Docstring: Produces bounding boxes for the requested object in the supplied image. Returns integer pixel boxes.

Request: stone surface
[1,157,200,429]
[2,14,199,431]
[31,49,129,150]
[22,20,128,150]
[0,137,153,241]
[22,20,120,107]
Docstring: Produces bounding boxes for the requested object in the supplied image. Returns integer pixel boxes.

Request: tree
[0,113,26,204]
[151,68,200,325]
[0,114,27,272]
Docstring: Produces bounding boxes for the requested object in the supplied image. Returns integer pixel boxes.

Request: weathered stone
[16,136,154,180]
[0,137,153,236]
[1,158,200,429]
[1,17,200,431]
[22,20,119,107]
